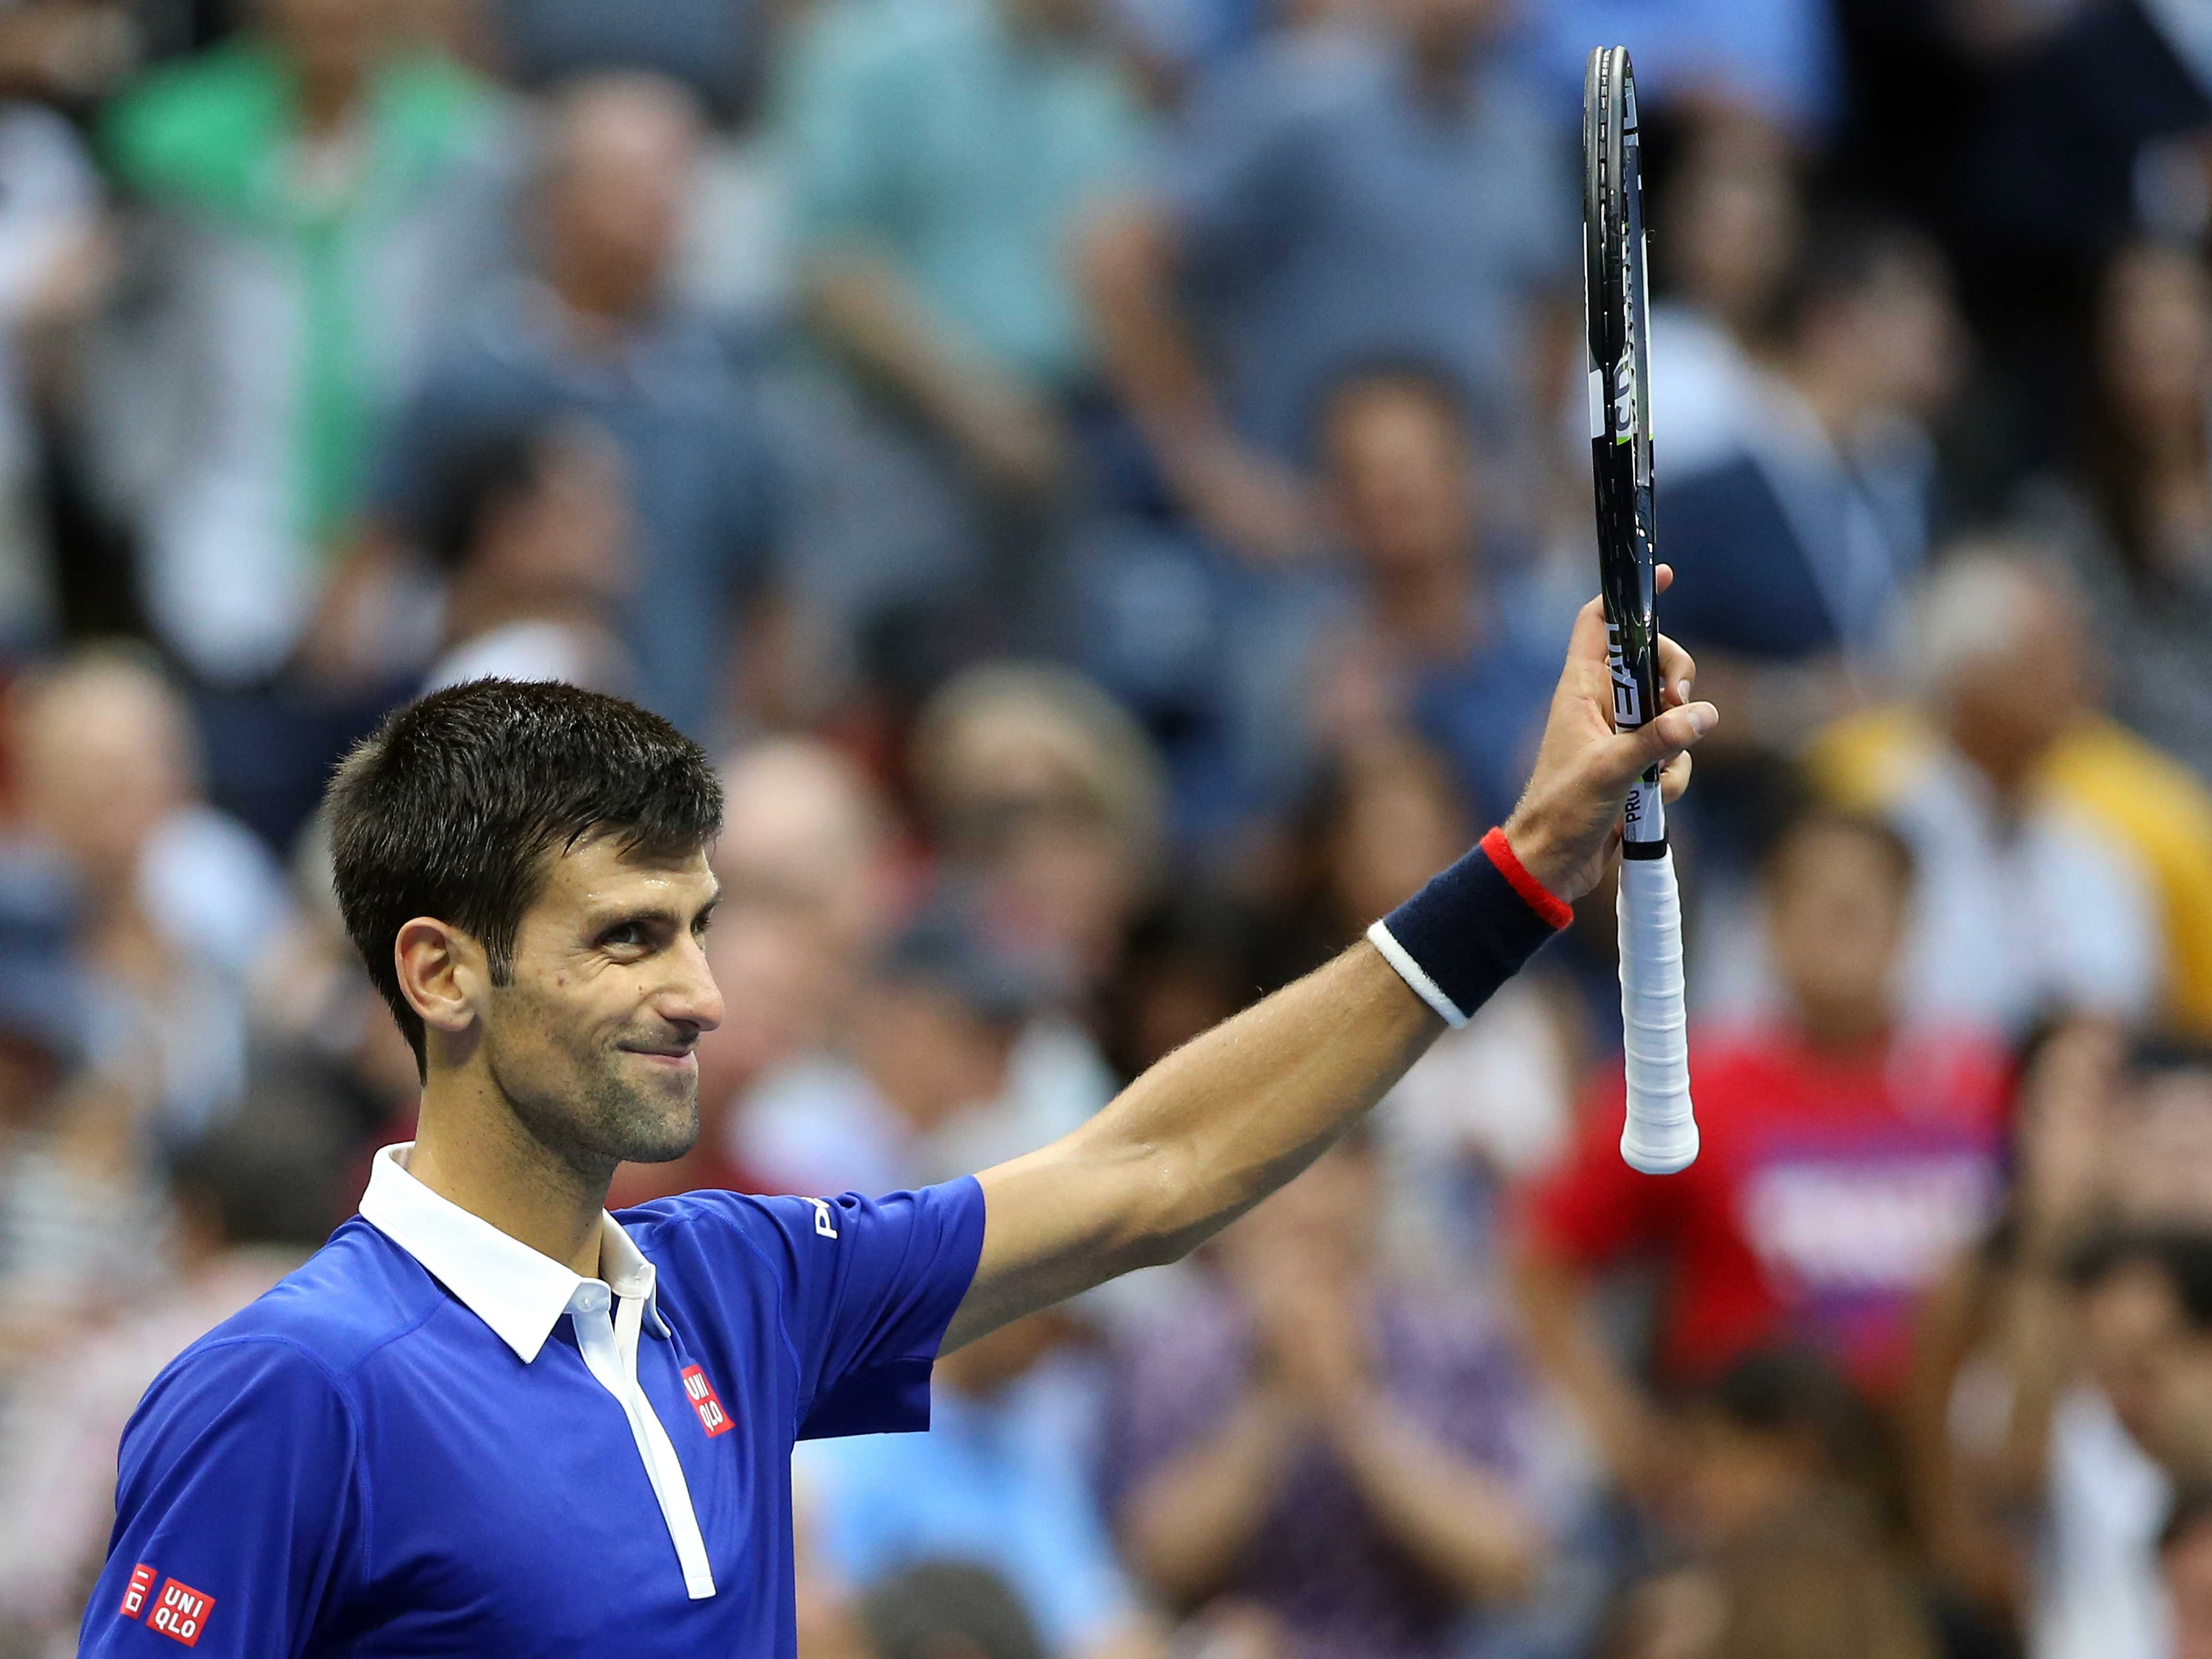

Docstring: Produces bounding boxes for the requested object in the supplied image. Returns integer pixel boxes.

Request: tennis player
[83,588,1713,1657]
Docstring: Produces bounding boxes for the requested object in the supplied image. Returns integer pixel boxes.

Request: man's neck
[407,1071,613,1278]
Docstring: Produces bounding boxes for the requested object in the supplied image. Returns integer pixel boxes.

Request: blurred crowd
[0,0,2208,1654]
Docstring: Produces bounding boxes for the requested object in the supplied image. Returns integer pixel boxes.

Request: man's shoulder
[160,1219,447,1390]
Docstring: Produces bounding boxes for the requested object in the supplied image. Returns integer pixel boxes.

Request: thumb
[1599,700,1718,787]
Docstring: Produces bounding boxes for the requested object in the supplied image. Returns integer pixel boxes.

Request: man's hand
[1503,565,1716,902]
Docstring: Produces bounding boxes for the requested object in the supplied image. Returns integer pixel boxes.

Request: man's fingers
[1659,749,1693,804]
[1603,700,1718,788]
[1565,595,1608,668]
[1657,633,1695,707]
[1645,700,1718,758]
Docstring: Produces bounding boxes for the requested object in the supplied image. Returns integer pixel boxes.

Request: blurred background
[0,0,2207,1654]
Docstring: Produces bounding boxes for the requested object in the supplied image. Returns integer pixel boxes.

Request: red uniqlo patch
[146,1579,215,1647]
[118,1563,158,1620]
[680,1364,733,1437]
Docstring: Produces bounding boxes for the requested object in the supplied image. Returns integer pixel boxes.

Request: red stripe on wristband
[1480,828,1574,930]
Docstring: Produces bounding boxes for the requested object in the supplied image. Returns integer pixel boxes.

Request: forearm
[1329,1398,1537,1602]
[955,942,1437,1340]
[1118,1391,1305,1609]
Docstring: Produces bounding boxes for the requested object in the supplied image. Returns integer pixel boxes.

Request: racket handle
[1617,849,1697,1173]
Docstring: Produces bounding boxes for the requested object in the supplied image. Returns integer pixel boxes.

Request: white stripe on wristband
[1365,918,1470,1029]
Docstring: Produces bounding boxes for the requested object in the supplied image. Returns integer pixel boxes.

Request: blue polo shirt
[80,1146,987,1656]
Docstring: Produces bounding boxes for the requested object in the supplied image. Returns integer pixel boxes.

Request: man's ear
[393,918,489,1046]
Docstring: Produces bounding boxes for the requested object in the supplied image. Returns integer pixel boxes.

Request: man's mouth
[619,1043,697,1068]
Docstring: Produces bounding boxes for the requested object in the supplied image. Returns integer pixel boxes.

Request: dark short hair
[325,680,723,1066]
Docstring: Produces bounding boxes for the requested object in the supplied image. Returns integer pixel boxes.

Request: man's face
[479,836,723,1169]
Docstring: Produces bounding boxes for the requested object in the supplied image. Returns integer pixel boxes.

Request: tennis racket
[1584,46,1696,1174]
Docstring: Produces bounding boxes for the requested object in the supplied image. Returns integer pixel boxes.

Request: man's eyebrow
[590,904,682,935]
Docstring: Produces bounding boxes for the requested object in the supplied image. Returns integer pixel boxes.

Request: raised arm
[945,583,1717,1348]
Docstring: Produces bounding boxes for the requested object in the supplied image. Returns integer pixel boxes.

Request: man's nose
[661,934,725,1034]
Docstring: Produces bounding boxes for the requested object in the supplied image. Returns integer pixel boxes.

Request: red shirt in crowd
[1521,1025,2012,1397]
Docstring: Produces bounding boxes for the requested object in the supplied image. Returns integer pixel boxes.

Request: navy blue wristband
[1366,829,1568,1026]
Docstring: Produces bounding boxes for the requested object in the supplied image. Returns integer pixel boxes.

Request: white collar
[359,1142,669,1363]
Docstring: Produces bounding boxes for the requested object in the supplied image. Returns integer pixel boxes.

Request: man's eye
[601,923,645,950]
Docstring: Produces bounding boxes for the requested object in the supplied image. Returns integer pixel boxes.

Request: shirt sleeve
[79,1339,361,1659]
[671,1179,988,1440]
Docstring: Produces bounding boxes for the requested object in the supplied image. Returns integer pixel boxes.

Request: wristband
[1365,828,1568,1026]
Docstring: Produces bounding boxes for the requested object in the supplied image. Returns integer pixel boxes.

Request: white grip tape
[1617,850,1697,1173]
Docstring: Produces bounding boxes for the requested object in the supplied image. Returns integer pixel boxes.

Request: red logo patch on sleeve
[147,1579,214,1647]
[680,1364,733,1437]
[119,1563,158,1620]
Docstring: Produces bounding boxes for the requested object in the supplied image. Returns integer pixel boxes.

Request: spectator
[415,417,637,696]
[1305,363,1563,830]
[797,1309,1165,1659]
[363,71,780,741]
[1082,0,1577,559]
[0,1106,341,1646]
[1910,1035,2212,1659]
[911,660,1166,998]
[777,0,1149,653]
[97,0,521,685]
[1664,1349,1893,1553]
[1605,1351,1941,1659]
[1107,1132,1562,1659]
[1515,807,2011,1501]
[1897,1017,2118,1634]
[1657,217,1960,755]
[2052,239,2212,785]
[8,646,293,1137]
[1812,544,2212,1039]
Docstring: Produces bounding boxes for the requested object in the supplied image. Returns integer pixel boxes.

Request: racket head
[1582,46,1665,840]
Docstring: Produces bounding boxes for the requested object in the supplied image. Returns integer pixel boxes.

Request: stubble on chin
[486,1002,703,1171]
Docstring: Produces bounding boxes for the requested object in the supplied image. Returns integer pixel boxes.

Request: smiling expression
[478,835,725,1172]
